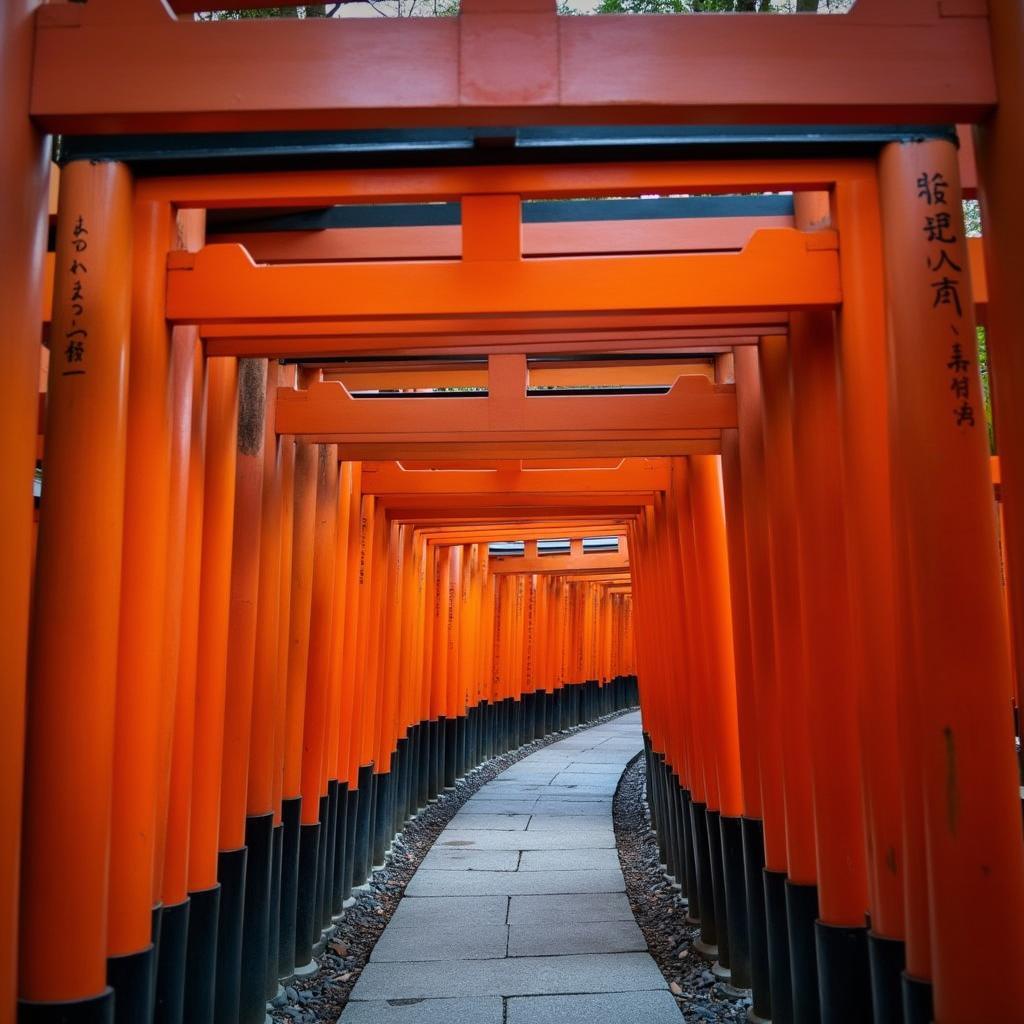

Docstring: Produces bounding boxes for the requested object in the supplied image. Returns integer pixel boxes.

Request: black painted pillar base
[706,808,730,974]
[182,884,220,1024]
[331,785,349,918]
[154,898,189,1024]
[321,785,339,930]
[740,819,771,1021]
[868,932,905,1024]
[214,846,247,1024]
[680,788,699,921]
[266,822,284,999]
[351,764,374,888]
[278,795,302,979]
[444,717,458,789]
[372,769,391,867]
[239,812,274,1024]
[901,972,933,1024]
[784,880,820,1024]
[816,921,871,1023]
[763,869,793,1024]
[419,721,431,807]
[690,801,717,953]
[294,822,321,966]
[342,786,359,901]
[18,989,115,1024]
[107,941,156,1024]
[720,815,751,990]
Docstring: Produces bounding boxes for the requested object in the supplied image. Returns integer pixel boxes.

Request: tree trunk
[796,0,820,10]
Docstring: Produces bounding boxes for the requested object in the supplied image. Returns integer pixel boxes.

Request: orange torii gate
[5,4,1024,1024]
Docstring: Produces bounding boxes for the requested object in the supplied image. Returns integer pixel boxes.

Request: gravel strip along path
[613,754,754,1023]
[268,707,638,1024]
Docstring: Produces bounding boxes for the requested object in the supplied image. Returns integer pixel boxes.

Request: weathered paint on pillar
[0,3,49,1015]
[974,0,1024,702]
[879,138,1024,1022]
[20,160,133,1008]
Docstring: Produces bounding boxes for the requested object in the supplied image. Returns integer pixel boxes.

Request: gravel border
[269,707,639,1024]
[612,753,753,1023]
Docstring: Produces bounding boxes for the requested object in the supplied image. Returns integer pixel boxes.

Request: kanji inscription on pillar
[918,171,976,429]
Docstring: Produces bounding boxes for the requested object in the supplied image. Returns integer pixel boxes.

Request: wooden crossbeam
[166,230,841,325]
[32,0,994,132]
[276,354,734,458]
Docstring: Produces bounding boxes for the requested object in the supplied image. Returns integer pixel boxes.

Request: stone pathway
[340,712,684,1024]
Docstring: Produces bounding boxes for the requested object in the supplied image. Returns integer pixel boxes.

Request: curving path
[340,711,684,1024]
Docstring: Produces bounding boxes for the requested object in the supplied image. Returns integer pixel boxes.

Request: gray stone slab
[340,997,504,1024]
[419,848,520,871]
[387,895,509,931]
[530,801,611,816]
[549,763,628,775]
[508,917,646,957]
[461,799,539,814]
[435,830,616,851]
[506,992,683,1024]
[507,893,635,926]
[448,812,531,831]
[525,815,614,832]
[350,953,668,1000]
[406,868,625,898]
[372,918,509,963]
[560,752,632,764]
[518,848,621,871]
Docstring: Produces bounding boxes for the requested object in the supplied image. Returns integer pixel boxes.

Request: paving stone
[389,892,509,922]
[405,868,624,897]
[372,917,509,963]
[461,798,539,814]
[530,801,611,815]
[518,847,620,871]
[506,991,683,1024]
[508,917,646,957]
[525,815,614,832]
[435,829,616,851]
[340,997,504,1024]
[507,893,635,926]
[419,848,520,871]
[350,953,668,1000]
[548,763,627,775]
[448,812,531,831]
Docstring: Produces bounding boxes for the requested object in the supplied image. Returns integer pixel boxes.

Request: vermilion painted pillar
[107,197,175,1021]
[974,0,1024,706]
[239,362,284,1020]
[878,139,1024,1024]
[831,171,908,1023]
[733,345,785,1024]
[278,419,318,977]
[690,454,749,990]
[0,6,48,1016]
[19,160,133,1022]
[217,358,268,1023]
[155,334,204,1024]
[788,310,871,1022]
[759,334,820,1024]
[183,355,238,1024]
[296,444,339,964]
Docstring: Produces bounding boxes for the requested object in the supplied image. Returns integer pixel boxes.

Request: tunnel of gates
[5,1,1024,1024]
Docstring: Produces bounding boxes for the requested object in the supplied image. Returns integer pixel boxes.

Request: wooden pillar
[759,335,820,1023]
[216,357,268,1023]
[788,310,871,1018]
[0,5,48,1015]
[106,196,175,1019]
[183,355,238,1024]
[974,0,1024,701]
[878,139,1024,1023]
[831,170,908,1020]
[156,333,204,1024]
[19,160,133,1019]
